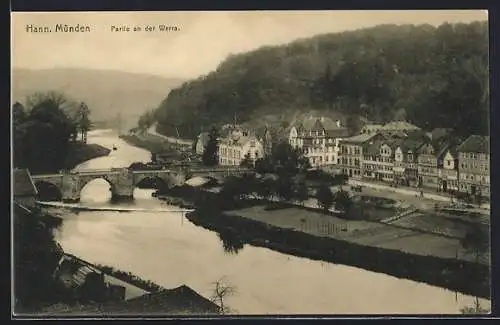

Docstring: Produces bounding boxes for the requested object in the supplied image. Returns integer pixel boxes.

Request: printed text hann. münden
[25,24,92,33]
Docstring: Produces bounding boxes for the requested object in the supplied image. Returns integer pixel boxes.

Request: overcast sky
[11,10,487,79]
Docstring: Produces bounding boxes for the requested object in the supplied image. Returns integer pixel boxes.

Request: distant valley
[11,68,184,131]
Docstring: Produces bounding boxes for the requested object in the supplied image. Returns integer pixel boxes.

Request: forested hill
[154,21,489,139]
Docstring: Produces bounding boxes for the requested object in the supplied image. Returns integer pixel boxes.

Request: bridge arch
[78,176,117,201]
[134,173,183,191]
[135,176,170,191]
[34,180,63,201]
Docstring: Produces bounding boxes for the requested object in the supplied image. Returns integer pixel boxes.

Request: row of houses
[338,129,490,198]
[191,116,489,199]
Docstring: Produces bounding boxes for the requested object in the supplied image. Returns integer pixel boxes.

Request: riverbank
[18,207,219,315]
[186,207,490,300]
[63,143,111,170]
[155,187,490,299]
[119,133,167,154]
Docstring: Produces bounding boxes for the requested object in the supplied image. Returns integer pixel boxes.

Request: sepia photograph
[11,10,491,317]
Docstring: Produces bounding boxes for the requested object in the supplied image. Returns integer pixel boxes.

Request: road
[146,124,193,146]
[348,178,490,212]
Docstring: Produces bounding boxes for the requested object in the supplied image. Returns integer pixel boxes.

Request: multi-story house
[393,139,426,187]
[438,147,459,193]
[417,137,453,190]
[218,130,264,166]
[339,132,386,179]
[457,135,490,198]
[362,139,401,183]
[416,142,438,189]
[289,116,349,168]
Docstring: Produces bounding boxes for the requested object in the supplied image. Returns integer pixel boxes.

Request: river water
[52,129,489,315]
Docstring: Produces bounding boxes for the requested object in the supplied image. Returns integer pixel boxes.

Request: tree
[293,176,309,205]
[14,92,76,173]
[254,157,274,174]
[256,176,276,200]
[202,126,219,166]
[210,277,237,315]
[334,190,353,214]
[14,204,65,310]
[239,172,260,199]
[13,102,27,125]
[240,152,254,168]
[346,115,363,135]
[275,175,295,202]
[461,224,489,264]
[460,300,490,314]
[219,176,245,202]
[77,102,91,143]
[316,184,334,212]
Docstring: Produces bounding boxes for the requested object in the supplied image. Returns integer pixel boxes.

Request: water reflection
[217,229,245,255]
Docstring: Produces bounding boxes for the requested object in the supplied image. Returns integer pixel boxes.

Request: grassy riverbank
[157,186,490,299]
[63,143,111,170]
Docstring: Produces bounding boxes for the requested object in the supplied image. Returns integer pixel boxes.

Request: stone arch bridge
[31,166,251,202]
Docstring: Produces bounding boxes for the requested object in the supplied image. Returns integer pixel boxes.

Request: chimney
[320,116,325,122]
[336,120,341,128]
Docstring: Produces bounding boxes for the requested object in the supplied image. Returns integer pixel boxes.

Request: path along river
[51,129,489,315]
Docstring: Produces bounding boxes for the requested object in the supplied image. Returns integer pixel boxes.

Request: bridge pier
[110,186,134,202]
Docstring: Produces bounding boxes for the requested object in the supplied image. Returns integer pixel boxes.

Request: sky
[11,10,488,79]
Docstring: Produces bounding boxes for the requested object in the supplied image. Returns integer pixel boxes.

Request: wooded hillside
[154,21,488,139]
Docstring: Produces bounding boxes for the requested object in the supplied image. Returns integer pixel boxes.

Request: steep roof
[457,135,490,154]
[220,134,261,147]
[37,285,220,315]
[341,132,385,144]
[295,116,344,133]
[120,285,220,314]
[398,138,427,153]
[326,128,349,138]
[13,169,38,197]
[429,128,453,141]
[361,124,383,132]
[362,140,382,156]
[382,121,421,131]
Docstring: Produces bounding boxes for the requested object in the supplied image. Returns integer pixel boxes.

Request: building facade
[339,133,384,179]
[457,135,490,198]
[438,148,459,193]
[218,130,264,166]
[417,143,439,189]
[289,116,349,168]
[393,139,425,187]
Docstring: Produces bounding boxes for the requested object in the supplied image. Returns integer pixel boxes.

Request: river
[52,129,489,315]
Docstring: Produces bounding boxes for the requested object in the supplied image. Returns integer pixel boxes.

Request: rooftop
[220,133,261,147]
[13,168,38,197]
[38,285,220,315]
[296,116,344,132]
[457,135,490,154]
[341,132,381,144]
[382,121,421,131]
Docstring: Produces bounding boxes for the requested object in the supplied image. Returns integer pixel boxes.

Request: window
[447,160,451,166]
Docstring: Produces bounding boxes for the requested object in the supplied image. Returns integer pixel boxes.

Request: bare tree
[210,276,237,315]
